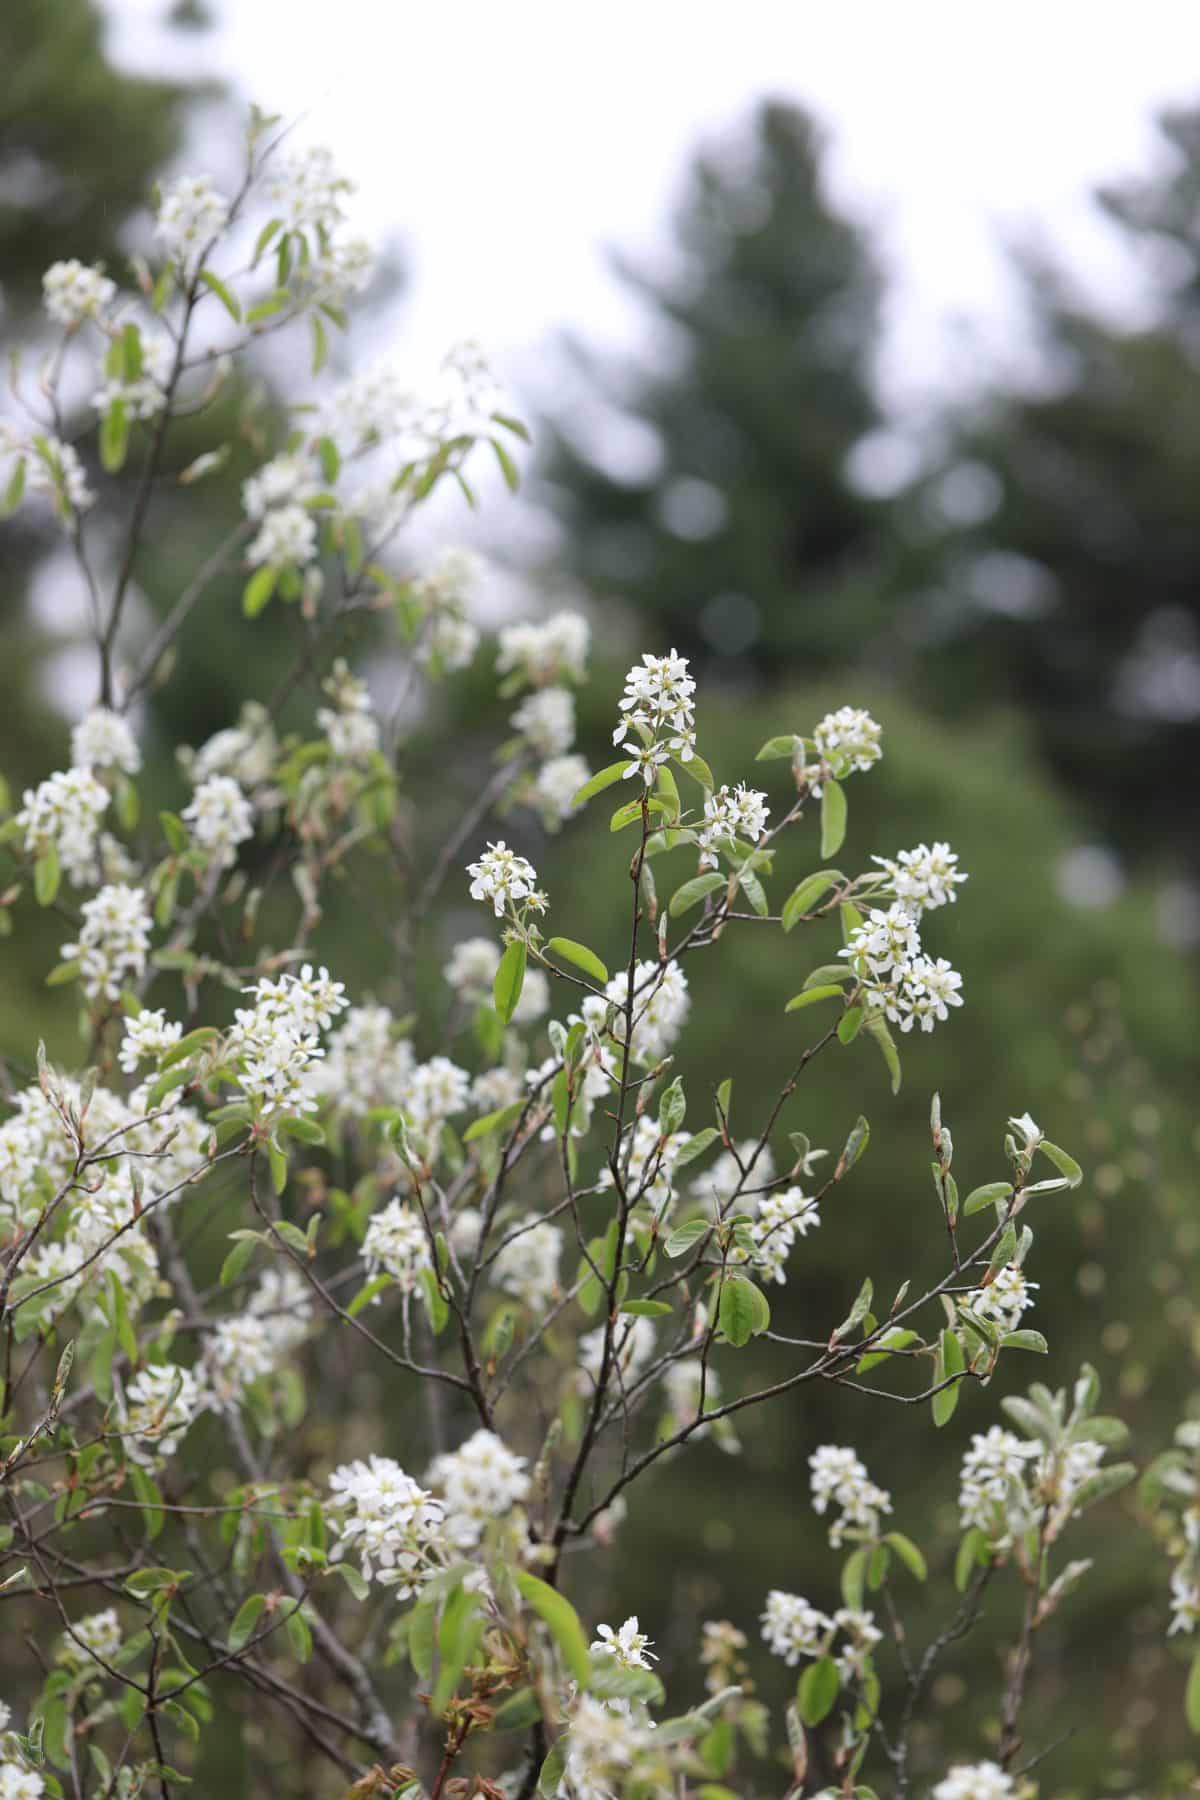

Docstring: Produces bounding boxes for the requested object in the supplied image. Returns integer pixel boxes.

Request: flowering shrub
[0,107,1181,1800]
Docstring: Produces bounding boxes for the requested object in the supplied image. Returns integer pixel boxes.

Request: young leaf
[243,566,277,619]
[781,869,843,932]
[571,761,633,807]
[884,1532,927,1581]
[932,1329,965,1428]
[546,937,608,984]
[719,1275,768,1348]
[199,268,241,321]
[515,1571,591,1685]
[797,1654,840,1726]
[493,938,527,1025]
[1038,1139,1083,1188]
[34,846,60,907]
[962,1181,1014,1217]
[754,734,799,762]
[228,1594,266,1652]
[820,778,847,858]
[669,872,727,919]
[837,1002,865,1044]
[785,984,844,1014]
[664,1217,711,1258]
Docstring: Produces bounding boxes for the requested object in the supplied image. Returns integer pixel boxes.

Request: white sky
[107,0,1200,423]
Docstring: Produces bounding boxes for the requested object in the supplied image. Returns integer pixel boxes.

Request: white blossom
[810,706,882,792]
[59,1607,122,1669]
[1170,1564,1200,1635]
[699,783,770,855]
[182,774,254,869]
[532,753,590,827]
[491,1216,561,1309]
[427,1429,530,1548]
[588,960,689,1063]
[317,661,380,762]
[407,1056,471,1140]
[512,685,576,757]
[932,1764,1013,1800]
[92,329,171,421]
[497,610,590,687]
[614,648,697,782]
[968,1264,1037,1333]
[840,903,964,1034]
[362,1198,432,1293]
[17,766,108,885]
[154,174,230,269]
[871,841,968,913]
[467,841,545,917]
[833,1606,883,1684]
[591,1616,656,1669]
[809,1444,892,1546]
[306,1005,414,1117]
[42,260,116,326]
[119,1008,183,1075]
[242,451,320,520]
[199,1316,277,1413]
[119,1363,202,1464]
[578,1317,656,1390]
[60,884,151,1000]
[246,501,318,571]
[265,144,353,231]
[70,707,141,776]
[760,1589,833,1665]
[327,1456,446,1592]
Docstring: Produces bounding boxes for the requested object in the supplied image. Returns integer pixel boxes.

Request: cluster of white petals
[699,783,770,856]
[362,1198,432,1293]
[491,1215,561,1309]
[154,174,230,270]
[246,501,318,571]
[70,707,141,776]
[511,685,575,758]
[840,901,964,1034]
[871,841,968,913]
[958,1423,1107,1548]
[809,705,882,792]
[443,936,548,1023]
[119,1363,203,1464]
[579,1316,657,1390]
[412,548,483,674]
[742,1187,820,1285]
[182,773,254,869]
[968,1263,1037,1332]
[118,1007,183,1074]
[59,1607,122,1669]
[427,1429,530,1548]
[17,766,108,884]
[92,330,171,421]
[229,965,347,1117]
[467,841,545,918]
[586,960,689,1063]
[265,144,353,231]
[810,1444,893,1546]
[61,883,151,999]
[760,1589,834,1665]
[317,660,380,763]
[306,1005,414,1117]
[327,1456,446,1592]
[592,1616,656,1670]
[532,753,591,828]
[0,426,94,515]
[243,450,320,521]
[614,648,697,784]
[497,610,590,686]
[42,260,116,326]
[932,1764,1013,1800]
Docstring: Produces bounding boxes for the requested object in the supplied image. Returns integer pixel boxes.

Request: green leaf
[672,1127,719,1169]
[658,1076,686,1135]
[841,1547,867,1609]
[955,1527,990,1593]
[492,1687,541,1731]
[856,1326,919,1374]
[463,1099,526,1143]
[515,1571,591,1685]
[962,1181,1014,1217]
[864,1014,902,1095]
[285,1604,313,1663]
[1069,1462,1136,1514]
[1186,1653,1200,1733]
[620,1299,673,1318]
[933,1329,965,1427]
[199,268,241,321]
[128,1464,165,1541]
[1,456,26,516]
[219,1236,257,1287]
[665,1217,710,1258]
[754,734,799,762]
[493,938,527,1025]
[228,1594,266,1652]
[433,1584,482,1714]
[1038,1139,1083,1188]
[677,750,715,790]
[310,312,328,375]
[243,566,277,618]
[268,1138,288,1196]
[418,1265,450,1336]
[571,761,634,806]
[820,778,847,858]
[837,1002,865,1044]
[781,869,843,932]
[737,867,769,916]
[718,1274,766,1348]
[546,937,608,984]
[1000,1328,1048,1354]
[884,1532,927,1582]
[490,435,521,492]
[837,1115,870,1174]
[100,398,129,473]
[34,846,60,907]
[798,1654,839,1726]
[833,1276,874,1343]
[669,872,727,919]
[785,984,844,1014]
[44,959,80,988]
[587,1653,665,1704]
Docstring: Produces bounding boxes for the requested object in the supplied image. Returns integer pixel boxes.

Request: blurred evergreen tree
[539,101,896,679]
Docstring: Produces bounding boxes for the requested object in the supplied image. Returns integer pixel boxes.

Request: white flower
[1170,1564,1200,1635]
[871,841,968,913]
[491,1216,561,1310]
[427,1429,530,1548]
[833,1606,882,1683]
[415,546,484,610]
[0,1762,46,1798]
[467,841,545,917]
[591,960,689,1062]
[613,648,697,781]
[154,174,230,269]
[246,501,318,571]
[958,1427,1037,1538]
[532,753,590,827]
[247,1265,314,1359]
[840,904,964,1035]
[497,610,590,686]
[511,685,575,757]
[700,783,770,854]
[809,1444,892,1546]
[744,1188,820,1285]
[60,1607,122,1668]
[200,1316,277,1412]
[327,1455,446,1592]
[118,1008,183,1075]
[408,1056,471,1140]
[562,1693,644,1800]
[591,1616,656,1669]
[182,774,254,869]
[663,1357,722,1433]
[242,451,321,520]
[691,1140,775,1206]
[17,766,108,884]
[42,260,116,326]
[932,1763,1013,1800]
[810,706,882,791]
[362,1198,432,1293]
[317,662,380,762]
[228,966,347,1119]
[305,1005,414,1118]
[579,1317,656,1390]
[189,709,278,789]
[760,1589,833,1665]
[71,707,141,776]
[421,613,480,673]
[968,1264,1037,1333]
[92,329,172,421]
[265,144,353,231]
[60,884,152,1000]
[120,1363,202,1463]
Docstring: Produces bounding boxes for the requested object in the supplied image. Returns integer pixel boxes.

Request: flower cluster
[17,766,108,884]
[427,1429,530,1548]
[154,174,230,271]
[42,259,116,326]
[92,329,172,421]
[511,685,575,758]
[305,1004,415,1116]
[809,1444,893,1546]
[699,782,770,857]
[759,1589,833,1665]
[413,548,484,674]
[60,883,152,999]
[317,660,380,763]
[466,841,546,919]
[266,144,353,232]
[246,502,318,572]
[119,1006,183,1074]
[183,773,255,869]
[742,1186,821,1285]
[243,450,320,521]
[491,1216,562,1308]
[228,965,348,1117]
[59,1607,122,1670]
[362,1198,432,1293]
[840,900,964,1034]
[932,1765,1013,1800]
[809,705,882,791]
[70,707,141,776]
[871,840,967,913]
[497,610,590,686]
[614,648,697,783]
[968,1263,1037,1332]
[328,1457,446,1591]
[587,960,690,1063]
[119,1363,203,1465]
[444,935,549,1023]
[958,1416,1112,1550]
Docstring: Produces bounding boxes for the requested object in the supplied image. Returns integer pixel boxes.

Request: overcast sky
[108,0,1200,421]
